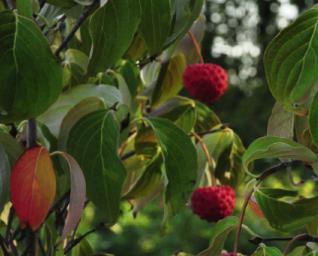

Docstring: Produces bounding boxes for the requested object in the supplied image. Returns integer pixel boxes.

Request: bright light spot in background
[277,0,299,28]
[207,0,300,91]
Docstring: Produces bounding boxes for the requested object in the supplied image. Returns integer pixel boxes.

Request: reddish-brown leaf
[10,147,56,230]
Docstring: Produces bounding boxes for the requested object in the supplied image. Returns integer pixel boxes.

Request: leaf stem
[63,223,105,254]
[283,233,309,255]
[233,161,301,253]
[54,0,99,58]
[192,132,216,186]
[188,31,204,64]
[249,234,318,245]
[233,185,254,254]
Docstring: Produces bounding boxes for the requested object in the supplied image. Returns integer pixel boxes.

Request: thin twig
[192,132,216,186]
[138,54,159,69]
[54,0,99,58]
[249,235,318,245]
[194,124,229,137]
[233,161,301,253]
[233,186,255,254]
[47,191,70,219]
[5,207,14,241]
[188,31,204,64]
[0,233,9,256]
[283,233,309,255]
[63,223,105,254]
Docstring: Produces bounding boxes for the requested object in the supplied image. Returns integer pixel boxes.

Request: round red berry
[191,186,236,222]
[183,63,228,104]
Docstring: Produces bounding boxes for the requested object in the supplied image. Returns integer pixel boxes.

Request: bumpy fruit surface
[183,63,228,104]
[191,186,235,222]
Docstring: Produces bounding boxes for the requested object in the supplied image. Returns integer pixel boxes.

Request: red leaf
[10,147,56,230]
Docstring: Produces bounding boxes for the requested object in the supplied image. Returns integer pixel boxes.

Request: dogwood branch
[283,233,309,255]
[27,118,37,148]
[188,31,204,64]
[192,132,216,186]
[249,234,318,245]
[233,160,302,254]
[54,0,99,57]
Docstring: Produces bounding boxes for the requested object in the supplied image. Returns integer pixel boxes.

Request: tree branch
[54,0,99,58]
[249,235,318,245]
[26,118,37,148]
[233,160,302,253]
[283,233,309,255]
[63,223,106,254]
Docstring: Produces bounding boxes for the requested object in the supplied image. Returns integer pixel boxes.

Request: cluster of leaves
[3,0,318,255]
[0,0,247,255]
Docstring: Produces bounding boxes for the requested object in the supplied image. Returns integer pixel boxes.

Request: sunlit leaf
[251,244,283,256]
[197,216,239,256]
[267,102,294,138]
[242,136,318,176]
[151,54,187,107]
[255,188,318,232]
[39,84,122,136]
[264,5,318,112]
[150,97,196,133]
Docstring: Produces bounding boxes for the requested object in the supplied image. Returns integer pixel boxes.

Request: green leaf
[194,101,221,133]
[196,128,245,187]
[255,188,318,232]
[0,132,23,166]
[0,145,10,211]
[16,0,33,17]
[264,5,318,111]
[64,49,89,87]
[197,216,239,256]
[251,245,283,256]
[150,96,196,133]
[267,102,294,139]
[215,133,245,187]
[67,110,126,223]
[146,118,197,219]
[59,97,105,151]
[242,136,318,176]
[87,0,141,75]
[288,247,309,256]
[70,237,93,256]
[0,10,63,122]
[123,154,162,199]
[46,0,76,8]
[309,92,318,147]
[151,54,187,107]
[139,0,171,55]
[39,84,122,137]
[165,0,204,46]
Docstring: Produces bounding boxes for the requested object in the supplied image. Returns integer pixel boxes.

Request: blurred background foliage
[74,1,318,255]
